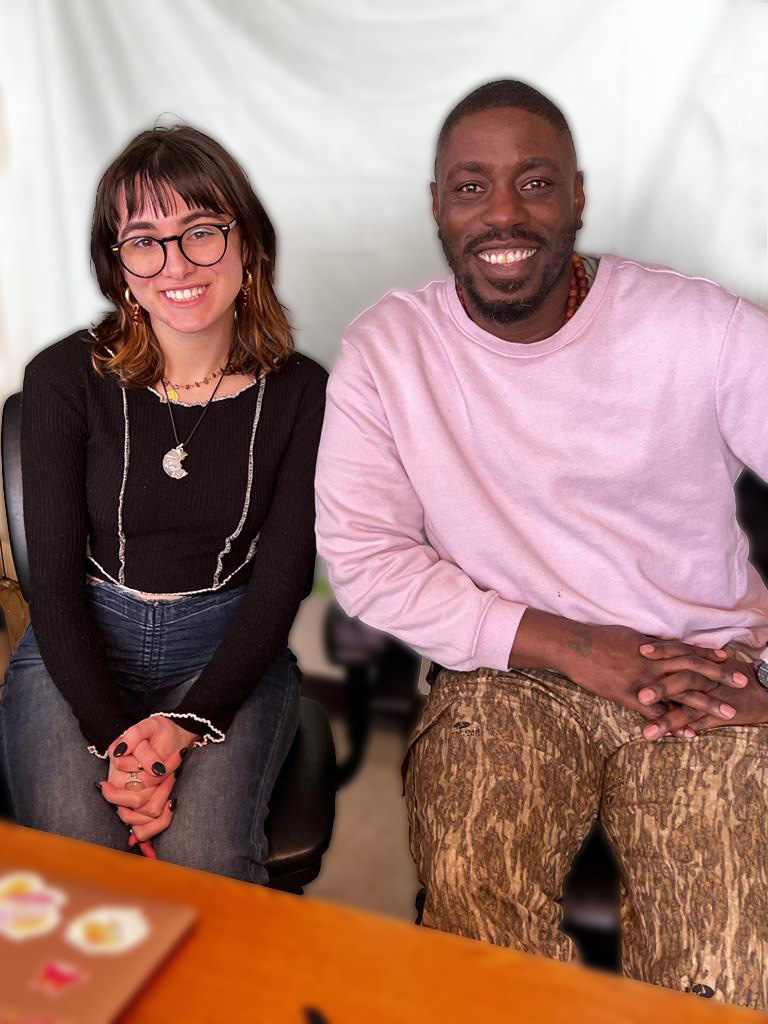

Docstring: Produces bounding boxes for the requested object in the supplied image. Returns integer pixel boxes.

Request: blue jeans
[0,579,300,883]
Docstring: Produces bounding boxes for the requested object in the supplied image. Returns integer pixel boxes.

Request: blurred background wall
[1,0,767,398]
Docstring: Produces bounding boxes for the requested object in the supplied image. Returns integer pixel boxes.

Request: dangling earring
[124,287,142,326]
[239,270,253,310]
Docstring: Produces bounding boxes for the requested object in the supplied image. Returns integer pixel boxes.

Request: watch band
[755,659,768,691]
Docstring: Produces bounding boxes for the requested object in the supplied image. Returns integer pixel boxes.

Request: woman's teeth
[164,286,206,301]
[478,248,537,265]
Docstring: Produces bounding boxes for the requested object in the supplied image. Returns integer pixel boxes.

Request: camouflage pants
[403,665,768,1009]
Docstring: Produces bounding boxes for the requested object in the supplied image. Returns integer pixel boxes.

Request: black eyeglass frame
[110,217,238,279]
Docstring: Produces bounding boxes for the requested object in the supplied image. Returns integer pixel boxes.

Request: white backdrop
[1,0,767,397]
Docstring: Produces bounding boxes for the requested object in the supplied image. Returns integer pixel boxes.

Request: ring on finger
[125,769,145,791]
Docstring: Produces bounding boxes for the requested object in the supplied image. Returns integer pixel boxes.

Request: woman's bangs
[118,158,233,226]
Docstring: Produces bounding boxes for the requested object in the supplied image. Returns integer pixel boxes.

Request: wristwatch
[754,659,768,691]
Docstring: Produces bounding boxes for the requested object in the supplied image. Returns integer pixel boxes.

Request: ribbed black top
[21,331,327,752]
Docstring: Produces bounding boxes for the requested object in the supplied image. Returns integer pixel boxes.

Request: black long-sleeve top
[21,331,327,753]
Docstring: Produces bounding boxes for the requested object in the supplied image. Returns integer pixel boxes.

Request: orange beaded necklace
[565,250,590,321]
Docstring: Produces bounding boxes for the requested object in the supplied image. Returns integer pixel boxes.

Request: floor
[305,722,420,922]
[290,592,423,921]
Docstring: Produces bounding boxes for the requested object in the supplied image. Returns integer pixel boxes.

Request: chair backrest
[2,393,30,601]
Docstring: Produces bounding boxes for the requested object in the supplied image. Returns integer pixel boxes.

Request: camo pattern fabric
[403,661,768,1009]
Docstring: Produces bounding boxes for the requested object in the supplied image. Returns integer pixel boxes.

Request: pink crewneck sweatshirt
[315,254,768,670]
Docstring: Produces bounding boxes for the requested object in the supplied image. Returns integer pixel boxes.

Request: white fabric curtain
[0,0,766,393]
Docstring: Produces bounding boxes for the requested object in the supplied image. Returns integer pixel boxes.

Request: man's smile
[475,246,538,265]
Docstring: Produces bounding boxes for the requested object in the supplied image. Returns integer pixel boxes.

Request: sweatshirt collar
[444,253,616,358]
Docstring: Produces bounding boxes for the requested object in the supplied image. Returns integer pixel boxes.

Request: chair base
[415,885,426,925]
[267,880,305,896]
[267,860,324,894]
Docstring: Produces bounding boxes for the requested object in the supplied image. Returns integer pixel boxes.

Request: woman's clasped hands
[97,716,198,858]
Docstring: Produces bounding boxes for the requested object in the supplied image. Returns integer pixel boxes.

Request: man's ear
[430,181,439,226]
[574,170,585,230]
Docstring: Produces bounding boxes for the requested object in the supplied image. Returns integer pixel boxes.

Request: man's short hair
[435,79,576,175]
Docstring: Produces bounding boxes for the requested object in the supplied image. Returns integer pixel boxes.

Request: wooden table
[0,823,761,1023]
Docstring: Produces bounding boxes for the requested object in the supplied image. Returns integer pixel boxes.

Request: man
[315,80,768,1008]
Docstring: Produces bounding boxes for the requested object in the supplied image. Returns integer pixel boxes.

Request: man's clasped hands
[564,624,768,737]
[95,716,198,859]
[511,611,768,739]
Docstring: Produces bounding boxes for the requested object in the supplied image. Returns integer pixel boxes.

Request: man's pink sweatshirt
[315,255,768,669]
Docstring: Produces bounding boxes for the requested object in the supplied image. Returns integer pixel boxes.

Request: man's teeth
[478,248,536,265]
[164,286,206,301]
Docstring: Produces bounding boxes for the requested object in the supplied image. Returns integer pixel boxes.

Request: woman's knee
[153,817,269,883]
[15,790,128,851]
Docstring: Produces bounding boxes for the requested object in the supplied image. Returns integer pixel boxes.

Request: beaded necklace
[565,251,591,320]
[162,365,228,404]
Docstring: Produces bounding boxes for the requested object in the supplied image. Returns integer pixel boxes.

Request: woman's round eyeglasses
[111,218,238,279]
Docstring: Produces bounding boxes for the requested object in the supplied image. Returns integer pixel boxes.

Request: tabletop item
[0,858,195,1023]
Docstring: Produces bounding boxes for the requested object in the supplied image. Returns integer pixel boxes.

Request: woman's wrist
[149,711,225,746]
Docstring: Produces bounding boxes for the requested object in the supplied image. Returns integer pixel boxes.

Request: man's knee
[420,841,575,958]
[421,844,496,938]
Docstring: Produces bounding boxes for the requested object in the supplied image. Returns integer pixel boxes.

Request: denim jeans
[0,579,300,883]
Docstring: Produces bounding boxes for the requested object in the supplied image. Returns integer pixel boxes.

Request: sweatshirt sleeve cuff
[473,596,528,671]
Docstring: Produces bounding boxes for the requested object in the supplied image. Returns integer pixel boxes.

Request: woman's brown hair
[90,124,293,385]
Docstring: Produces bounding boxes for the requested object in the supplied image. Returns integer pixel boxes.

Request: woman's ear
[241,238,260,270]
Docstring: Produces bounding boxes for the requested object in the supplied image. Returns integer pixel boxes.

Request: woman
[0,125,327,882]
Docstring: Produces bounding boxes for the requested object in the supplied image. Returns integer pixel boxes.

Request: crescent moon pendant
[162,445,188,480]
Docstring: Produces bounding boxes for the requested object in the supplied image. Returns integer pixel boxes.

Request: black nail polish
[169,798,178,812]
[179,747,188,760]
[152,761,166,776]
[95,781,103,794]
[113,742,128,757]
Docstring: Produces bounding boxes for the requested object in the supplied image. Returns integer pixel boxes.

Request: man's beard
[440,222,579,324]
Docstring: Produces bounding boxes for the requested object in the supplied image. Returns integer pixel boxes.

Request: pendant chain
[161,366,228,453]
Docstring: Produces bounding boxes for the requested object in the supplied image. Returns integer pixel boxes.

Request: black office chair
[0,392,336,893]
[323,601,422,785]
